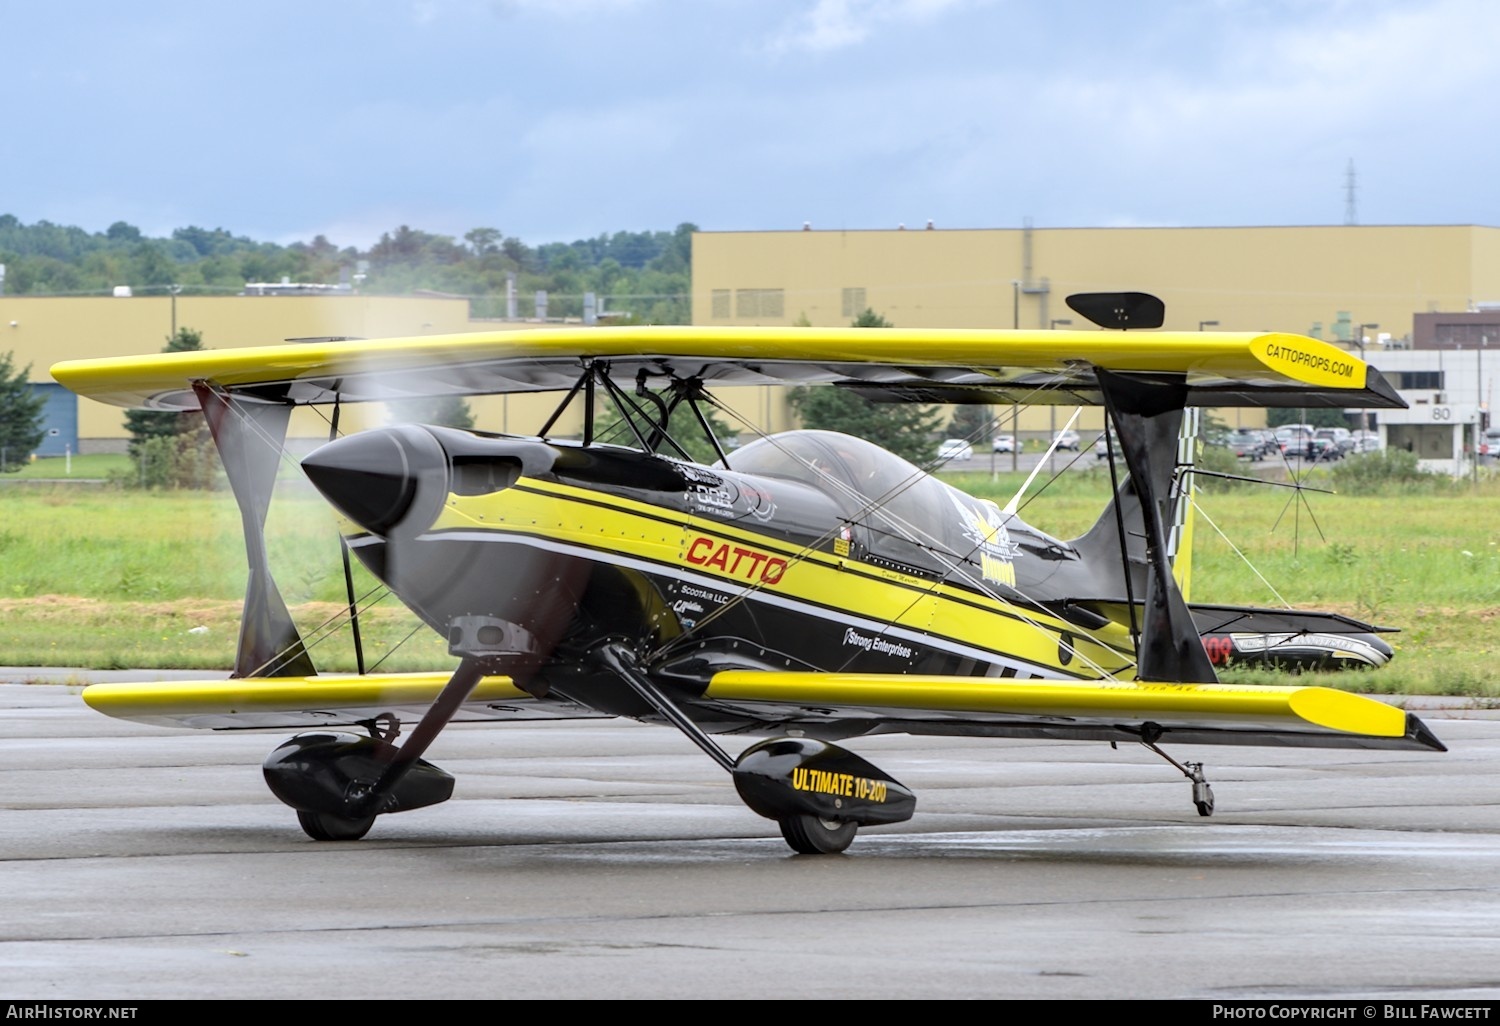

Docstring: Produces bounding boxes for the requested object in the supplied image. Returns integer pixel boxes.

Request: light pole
[1010,281,1022,463]
[1047,320,1069,452]
[1357,323,1379,433]
[1199,320,1219,331]
[1477,334,1488,467]
[169,284,182,338]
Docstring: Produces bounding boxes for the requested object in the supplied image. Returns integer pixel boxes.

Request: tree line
[0,212,954,475]
[0,215,694,325]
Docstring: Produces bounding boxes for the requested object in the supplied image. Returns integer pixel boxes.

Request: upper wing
[705,671,1445,752]
[50,325,1403,411]
[81,672,612,730]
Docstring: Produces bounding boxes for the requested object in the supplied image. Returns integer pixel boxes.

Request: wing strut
[536,364,591,439]
[1095,369,1217,684]
[192,382,316,679]
[328,391,366,675]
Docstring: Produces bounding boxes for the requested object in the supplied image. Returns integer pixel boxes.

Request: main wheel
[779,814,857,854]
[296,809,376,841]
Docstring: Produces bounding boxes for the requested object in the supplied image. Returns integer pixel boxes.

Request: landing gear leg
[1136,722,1215,817]
[592,643,863,854]
[267,661,487,842]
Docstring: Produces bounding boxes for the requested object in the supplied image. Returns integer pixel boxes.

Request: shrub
[1192,440,1249,492]
[1330,447,1441,495]
[109,427,222,490]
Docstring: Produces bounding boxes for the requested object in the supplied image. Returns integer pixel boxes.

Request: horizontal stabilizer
[81,672,608,730]
[1055,600,1395,637]
[706,671,1445,752]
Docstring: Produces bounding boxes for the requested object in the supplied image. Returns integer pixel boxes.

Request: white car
[992,434,1016,453]
[1052,429,1080,451]
[937,439,974,461]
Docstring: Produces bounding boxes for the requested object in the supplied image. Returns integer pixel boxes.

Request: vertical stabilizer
[1093,370,1217,684]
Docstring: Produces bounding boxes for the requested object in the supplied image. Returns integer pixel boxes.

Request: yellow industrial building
[7,223,1500,454]
[689,223,1500,437]
[6,293,545,453]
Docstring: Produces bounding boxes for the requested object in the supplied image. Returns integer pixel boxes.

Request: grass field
[3,453,131,481]
[1,468,1497,694]
[0,480,453,673]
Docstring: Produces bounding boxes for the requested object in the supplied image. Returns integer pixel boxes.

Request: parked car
[1481,427,1500,459]
[937,438,974,461]
[1274,424,1335,461]
[1052,429,1080,451]
[992,434,1016,453]
[1227,428,1276,460]
[1349,431,1383,454]
[1093,430,1119,459]
[1314,427,1353,457]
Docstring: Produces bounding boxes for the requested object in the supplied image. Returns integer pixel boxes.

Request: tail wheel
[779,815,857,855]
[296,809,376,842]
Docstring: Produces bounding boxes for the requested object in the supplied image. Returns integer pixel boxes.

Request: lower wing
[82,669,1445,753]
[704,671,1444,752]
[81,672,610,730]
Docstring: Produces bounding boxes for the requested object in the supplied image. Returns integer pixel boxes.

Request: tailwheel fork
[1136,722,1215,817]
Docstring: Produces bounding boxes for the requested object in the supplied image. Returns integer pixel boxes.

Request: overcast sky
[5,0,1497,250]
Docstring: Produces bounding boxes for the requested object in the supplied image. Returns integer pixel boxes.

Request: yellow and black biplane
[51,292,1443,854]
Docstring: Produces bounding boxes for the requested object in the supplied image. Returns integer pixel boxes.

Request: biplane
[50,292,1444,854]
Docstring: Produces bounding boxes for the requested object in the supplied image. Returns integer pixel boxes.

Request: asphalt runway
[3,678,1500,1001]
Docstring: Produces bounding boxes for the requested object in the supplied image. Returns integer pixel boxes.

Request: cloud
[766,0,985,55]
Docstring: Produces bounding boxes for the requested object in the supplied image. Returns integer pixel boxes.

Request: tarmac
[3,671,1500,1000]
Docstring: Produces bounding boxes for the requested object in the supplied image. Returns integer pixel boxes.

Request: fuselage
[304,426,1139,722]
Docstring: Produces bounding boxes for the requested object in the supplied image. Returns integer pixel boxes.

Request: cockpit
[726,431,1042,585]
[728,431,926,510]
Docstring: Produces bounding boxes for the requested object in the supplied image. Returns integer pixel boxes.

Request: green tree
[0,351,45,472]
[1267,407,1351,429]
[593,393,738,465]
[947,404,996,444]
[464,227,502,256]
[789,309,944,465]
[125,328,205,459]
